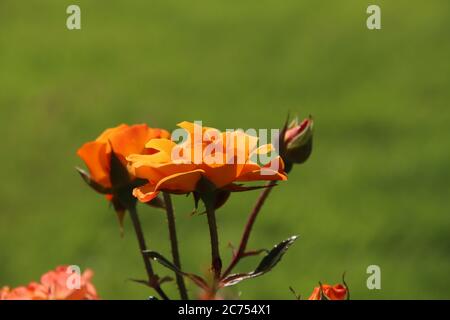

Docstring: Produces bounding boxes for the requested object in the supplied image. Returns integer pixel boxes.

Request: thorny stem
[128,205,169,300]
[221,180,277,278]
[163,192,189,300]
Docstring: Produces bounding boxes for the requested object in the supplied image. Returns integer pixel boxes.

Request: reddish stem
[221,180,276,278]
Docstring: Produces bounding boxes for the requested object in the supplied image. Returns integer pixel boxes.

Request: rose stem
[163,192,189,300]
[129,205,169,300]
[204,195,222,286]
[221,180,277,278]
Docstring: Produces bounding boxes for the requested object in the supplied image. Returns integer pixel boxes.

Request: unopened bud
[283,116,313,165]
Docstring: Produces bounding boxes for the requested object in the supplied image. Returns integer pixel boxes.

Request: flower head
[77,124,170,189]
[282,116,313,169]
[127,121,287,203]
[77,124,169,229]
[1,266,98,300]
[1,283,48,300]
[308,283,348,300]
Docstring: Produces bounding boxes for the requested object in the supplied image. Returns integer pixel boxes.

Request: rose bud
[282,116,313,167]
[308,283,348,300]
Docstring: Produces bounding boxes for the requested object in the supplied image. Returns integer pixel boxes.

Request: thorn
[227,242,237,257]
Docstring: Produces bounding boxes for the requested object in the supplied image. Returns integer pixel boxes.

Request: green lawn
[1,0,449,299]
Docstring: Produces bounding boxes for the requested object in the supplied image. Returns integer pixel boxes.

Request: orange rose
[308,283,348,300]
[0,266,98,300]
[77,124,170,228]
[127,121,287,203]
[77,124,170,189]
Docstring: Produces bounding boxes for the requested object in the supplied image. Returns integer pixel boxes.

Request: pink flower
[1,283,48,300]
[1,266,99,300]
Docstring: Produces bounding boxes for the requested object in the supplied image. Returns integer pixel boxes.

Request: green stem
[163,192,189,300]
[128,205,169,300]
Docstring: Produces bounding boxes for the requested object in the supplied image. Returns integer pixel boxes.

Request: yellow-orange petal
[127,152,171,168]
[133,169,205,202]
[177,121,213,135]
[156,169,204,193]
[201,162,242,189]
[224,130,259,163]
[145,138,176,153]
[236,169,287,182]
[236,158,287,182]
[177,121,217,147]
[131,162,198,183]
[109,124,166,160]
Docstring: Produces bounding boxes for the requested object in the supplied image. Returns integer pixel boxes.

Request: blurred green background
[1,0,449,299]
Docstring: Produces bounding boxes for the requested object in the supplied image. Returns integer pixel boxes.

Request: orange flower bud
[308,283,348,300]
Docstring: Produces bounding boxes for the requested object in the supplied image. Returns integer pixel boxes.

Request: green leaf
[129,278,152,287]
[129,276,173,288]
[221,235,299,287]
[144,251,209,290]
[254,235,298,273]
